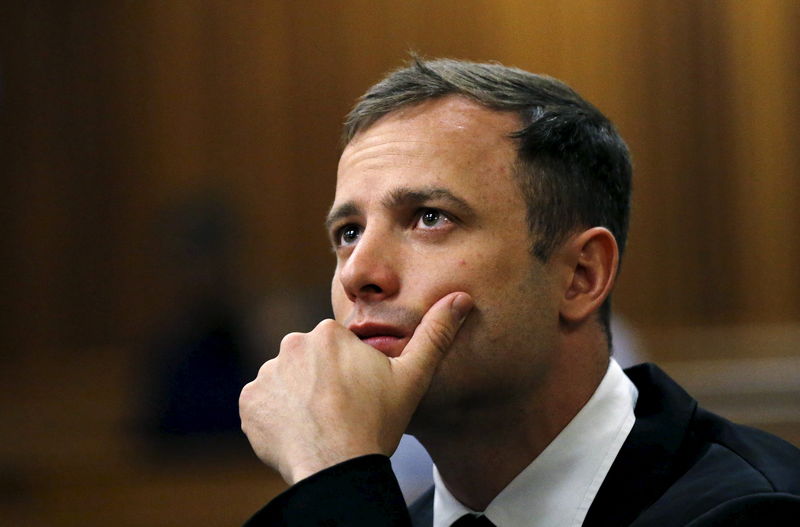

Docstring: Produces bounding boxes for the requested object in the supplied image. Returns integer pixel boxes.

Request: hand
[239,292,473,484]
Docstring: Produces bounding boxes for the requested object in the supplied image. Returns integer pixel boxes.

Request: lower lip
[362,336,407,357]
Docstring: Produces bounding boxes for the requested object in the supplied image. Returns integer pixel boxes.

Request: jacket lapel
[583,363,702,527]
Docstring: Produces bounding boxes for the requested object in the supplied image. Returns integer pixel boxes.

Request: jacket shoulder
[692,405,800,493]
[632,373,800,525]
[685,493,800,526]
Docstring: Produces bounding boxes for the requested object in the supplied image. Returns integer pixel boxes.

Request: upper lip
[348,322,409,340]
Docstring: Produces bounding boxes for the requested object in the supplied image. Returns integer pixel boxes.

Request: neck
[415,347,609,511]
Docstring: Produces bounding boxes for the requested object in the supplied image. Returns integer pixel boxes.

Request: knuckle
[257,358,275,377]
[280,332,304,351]
[315,318,339,332]
[423,317,453,352]
[239,381,254,409]
[313,318,343,345]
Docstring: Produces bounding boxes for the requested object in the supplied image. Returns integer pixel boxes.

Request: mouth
[348,323,411,358]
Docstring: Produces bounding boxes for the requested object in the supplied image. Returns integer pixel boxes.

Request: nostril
[361,284,383,294]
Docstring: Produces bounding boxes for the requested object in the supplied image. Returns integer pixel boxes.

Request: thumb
[396,292,473,383]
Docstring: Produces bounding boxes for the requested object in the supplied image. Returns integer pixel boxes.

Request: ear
[556,227,619,324]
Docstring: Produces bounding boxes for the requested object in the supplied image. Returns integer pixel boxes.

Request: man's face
[328,96,560,419]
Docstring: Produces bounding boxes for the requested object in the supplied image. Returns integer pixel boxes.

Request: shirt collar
[433,358,638,527]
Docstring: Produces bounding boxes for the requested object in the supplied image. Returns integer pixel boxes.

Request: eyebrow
[325,201,361,232]
[325,186,476,232]
[382,186,475,218]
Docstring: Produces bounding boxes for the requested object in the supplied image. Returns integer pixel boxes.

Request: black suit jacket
[244,364,800,526]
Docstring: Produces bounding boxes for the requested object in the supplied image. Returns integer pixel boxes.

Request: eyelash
[335,224,362,247]
[415,208,452,229]
[332,208,454,249]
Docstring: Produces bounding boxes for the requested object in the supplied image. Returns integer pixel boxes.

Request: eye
[416,208,451,229]
[336,224,362,246]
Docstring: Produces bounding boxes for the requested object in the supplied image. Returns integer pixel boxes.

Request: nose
[338,227,400,303]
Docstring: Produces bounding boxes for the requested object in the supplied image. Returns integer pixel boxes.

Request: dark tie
[450,513,496,527]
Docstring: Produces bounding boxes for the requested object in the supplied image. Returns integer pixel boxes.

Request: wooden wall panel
[724,1,800,322]
[611,1,745,327]
[2,3,150,351]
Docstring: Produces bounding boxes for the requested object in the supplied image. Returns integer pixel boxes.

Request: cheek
[412,256,485,302]
[446,250,541,316]
[330,271,348,321]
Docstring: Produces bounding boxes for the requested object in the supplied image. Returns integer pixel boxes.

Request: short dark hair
[343,57,632,346]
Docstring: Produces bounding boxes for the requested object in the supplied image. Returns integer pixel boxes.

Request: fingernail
[451,293,473,324]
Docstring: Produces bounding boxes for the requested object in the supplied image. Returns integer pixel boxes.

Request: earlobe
[559,227,619,324]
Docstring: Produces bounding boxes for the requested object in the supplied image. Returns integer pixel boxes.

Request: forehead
[336,96,521,198]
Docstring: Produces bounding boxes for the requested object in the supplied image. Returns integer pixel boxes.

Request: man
[239,58,800,526]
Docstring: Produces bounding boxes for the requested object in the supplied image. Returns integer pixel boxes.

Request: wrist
[286,445,384,485]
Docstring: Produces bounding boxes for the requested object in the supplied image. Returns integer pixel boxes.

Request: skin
[241,95,619,510]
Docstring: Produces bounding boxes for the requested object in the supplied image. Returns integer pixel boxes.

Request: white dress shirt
[433,359,639,527]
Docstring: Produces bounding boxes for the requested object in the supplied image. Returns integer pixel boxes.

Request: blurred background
[2,1,799,525]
